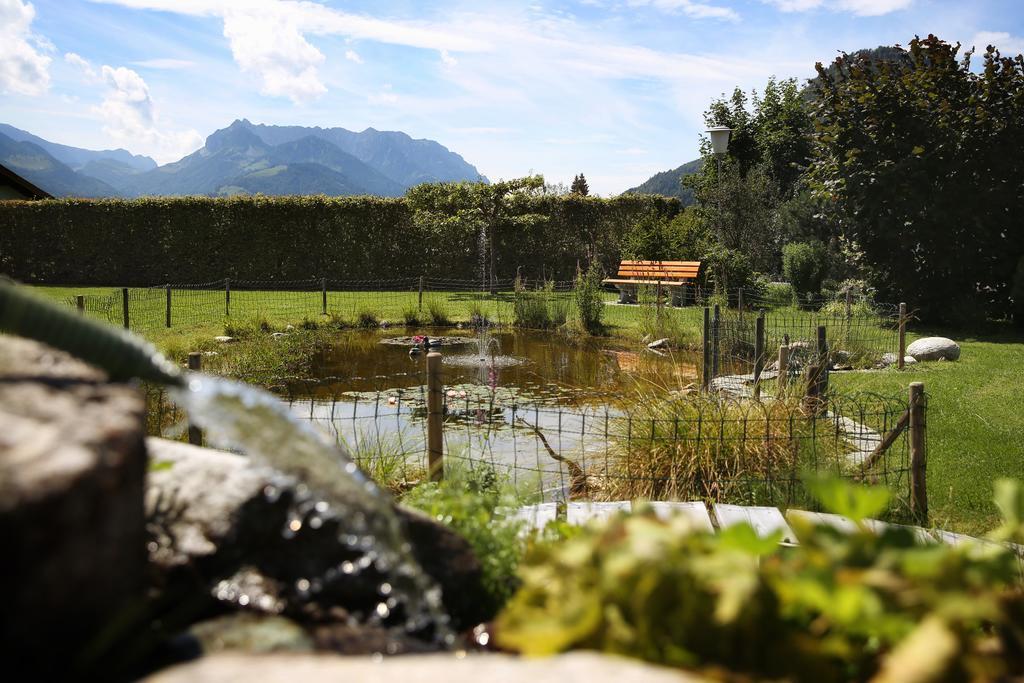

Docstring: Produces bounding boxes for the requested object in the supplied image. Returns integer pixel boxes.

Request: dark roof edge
[0,164,54,199]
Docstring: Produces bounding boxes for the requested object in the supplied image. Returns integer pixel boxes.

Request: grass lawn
[832,329,1024,535]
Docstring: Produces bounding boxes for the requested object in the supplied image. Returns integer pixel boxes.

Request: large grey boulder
[906,337,960,362]
[143,651,704,683]
[0,337,148,677]
[146,438,490,637]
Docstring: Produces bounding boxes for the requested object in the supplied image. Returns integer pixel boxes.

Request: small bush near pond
[403,464,526,617]
[497,478,1024,681]
[401,307,422,326]
[573,263,605,334]
[356,308,381,329]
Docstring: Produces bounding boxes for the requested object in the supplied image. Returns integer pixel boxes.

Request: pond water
[285,328,707,500]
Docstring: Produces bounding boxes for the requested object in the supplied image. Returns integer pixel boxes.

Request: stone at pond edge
[906,337,960,362]
[0,337,148,678]
[647,338,670,349]
[146,438,490,636]
[215,336,235,343]
[143,651,705,683]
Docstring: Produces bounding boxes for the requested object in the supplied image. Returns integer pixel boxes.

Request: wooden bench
[603,260,701,305]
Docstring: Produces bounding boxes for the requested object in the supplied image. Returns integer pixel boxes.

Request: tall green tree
[570,173,590,196]
[809,35,1024,324]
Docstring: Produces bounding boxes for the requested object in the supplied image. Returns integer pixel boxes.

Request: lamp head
[706,125,732,156]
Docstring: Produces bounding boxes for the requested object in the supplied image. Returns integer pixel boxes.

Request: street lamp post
[706,125,732,298]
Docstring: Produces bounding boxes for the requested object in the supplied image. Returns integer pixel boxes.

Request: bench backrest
[616,260,701,280]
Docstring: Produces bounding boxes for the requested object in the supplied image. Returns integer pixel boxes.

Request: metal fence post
[753,311,765,399]
[225,278,230,317]
[188,352,203,446]
[738,287,744,323]
[75,295,85,315]
[702,306,711,391]
[909,381,927,524]
[427,351,444,481]
[165,285,172,328]
[711,304,720,381]
[321,277,327,316]
[898,302,907,370]
[121,288,129,329]
[418,275,425,311]
[845,287,853,319]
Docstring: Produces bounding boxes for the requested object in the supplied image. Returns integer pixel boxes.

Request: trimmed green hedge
[0,194,680,285]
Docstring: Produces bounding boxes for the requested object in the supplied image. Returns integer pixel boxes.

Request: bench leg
[618,285,637,304]
[671,287,684,307]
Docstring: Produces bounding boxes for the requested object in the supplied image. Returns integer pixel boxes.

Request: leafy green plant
[572,262,604,334]
[403,464,526,615]
[467,300,491,327]
[783,241,828,301]
[497,478,1024,681]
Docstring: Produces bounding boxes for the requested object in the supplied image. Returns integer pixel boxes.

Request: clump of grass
[467,300,491,327]
[427,299,452,326]
[402,307,422,326]
[299,316,320,330]
[514,278,568,329]
[637,292,698,349]
[356,307,380,329]
[342,430,425,496]
[597,393,848,506]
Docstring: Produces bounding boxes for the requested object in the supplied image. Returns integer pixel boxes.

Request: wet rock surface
[0,337,148,677]
[146,438,489,641]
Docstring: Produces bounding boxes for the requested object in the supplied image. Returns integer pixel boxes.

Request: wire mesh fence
[144,367,921,519]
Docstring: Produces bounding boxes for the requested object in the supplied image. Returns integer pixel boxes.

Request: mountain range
[0,119,485,198]
[625,158,702,205]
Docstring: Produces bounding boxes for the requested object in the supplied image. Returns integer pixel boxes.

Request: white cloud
[90,0,490,102]
[971,31,1024,58]
[0,0,52,96]
[345,49,363,64]
[131,58,196,69]
[761,0,913,15]
[440,49,458,67]
[627,0,740,21]
[65,52,98,80]
[66,53,202,162]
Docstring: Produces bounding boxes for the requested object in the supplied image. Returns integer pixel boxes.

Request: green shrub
[762,281,796,308]
[701,245,756,294]
[497,478,1024,681]
[782,241,828,299]
[403,465,526,616]
[573,262,604,334]
[426,299,452,326]
[467,300,491,327]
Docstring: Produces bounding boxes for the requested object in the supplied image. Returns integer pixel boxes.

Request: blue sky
[1,0,1022,193]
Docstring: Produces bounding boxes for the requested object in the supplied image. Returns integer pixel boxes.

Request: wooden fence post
[225,278,230,318]
[75,295,85,315]
[803,363,823,416]
[909,381,927,523]
[753,311,765,399]
[418,275,425,311]
[426,351,444,482]
[321,277,327,316]
[898,302,907,370]
[121,288,129,329]
[712,304,720,381]
[165,285,172,328]
[188,352,203,446]
[816,324,829,397]
[702,307,711,392]
[737,287,744,323]
[777,344,789,394]
[845,287,852,319]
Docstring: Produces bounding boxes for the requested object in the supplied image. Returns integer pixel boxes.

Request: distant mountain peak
[205,123,267,153]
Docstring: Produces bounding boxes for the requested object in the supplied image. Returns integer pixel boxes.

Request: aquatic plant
[497,478,1024,681]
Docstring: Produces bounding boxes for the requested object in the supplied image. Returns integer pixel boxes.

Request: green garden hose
[0,281,183,386]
